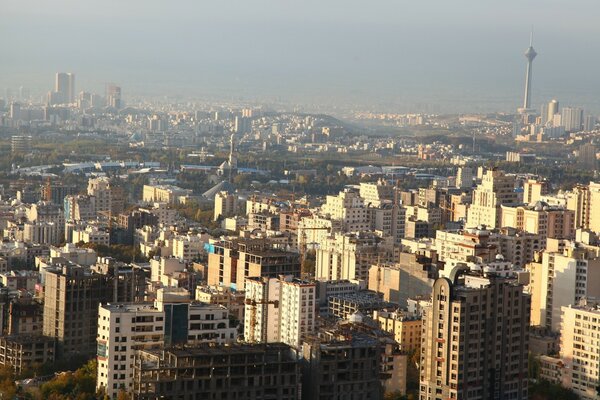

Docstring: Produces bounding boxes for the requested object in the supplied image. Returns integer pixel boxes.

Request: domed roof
[533,201,549,211]
[348,311,364,324]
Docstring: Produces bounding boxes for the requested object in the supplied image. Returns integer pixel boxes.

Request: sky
[1,0,600,113]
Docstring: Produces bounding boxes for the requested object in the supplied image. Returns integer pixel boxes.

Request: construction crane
[245,298,279,343]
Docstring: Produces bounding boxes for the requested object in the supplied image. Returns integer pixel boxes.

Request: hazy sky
[2,0,600,113]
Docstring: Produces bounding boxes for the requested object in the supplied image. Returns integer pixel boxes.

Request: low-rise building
[0,335,55,374]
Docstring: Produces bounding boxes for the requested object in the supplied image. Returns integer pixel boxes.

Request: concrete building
[316,232,395,281]
[23,221,62,245]
[315,279,364,313]
[213,191,238,221]
[526,239,600,331]
[368,251,438,307]
[138,202,180,226]
[142,184,192,205]
[359,180,395,207]
[43,264,109,357]
[7,301,43,336]
[300,334,382,400]
[328,291,389,320]
[559,302,600,400]
[87,177,113,214]
[0,335,55,374]
[500,202,575,241]
[456,166,474,189]
[562,107,584,132]
[47,243,97,265]
[72,225,110,246]
[374,310,422,353]
[195,285,245,321]
[150,257,186,283]
[420,268,530,400]
[320,189,406,242]
[132,344,300,400]
[96,291,237,398]
[64,194,96,222]
[523,179,550,205]
[207,237,300,290]
[11,135,31,154]
[566,182,600,233]
[244,275,315,349]
[579,143,598,170]
[467,169,518,229]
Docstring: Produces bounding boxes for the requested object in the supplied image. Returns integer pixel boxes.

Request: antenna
[529,27,533,46]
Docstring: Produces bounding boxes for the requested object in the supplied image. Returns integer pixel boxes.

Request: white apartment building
[24,221,62,245]
[96,289,236,399]
[244,275,315,349]
[279,279,316,348]
[72,226,110,246]
[170,233,206,262]
[150,257,186,283]
[315,232,395,281]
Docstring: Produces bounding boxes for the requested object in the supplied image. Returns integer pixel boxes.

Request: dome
[348,311,364,324]
[533,201,549,211]
[495,254,505,261]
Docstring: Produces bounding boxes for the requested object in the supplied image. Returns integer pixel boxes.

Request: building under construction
[132,343,300,400]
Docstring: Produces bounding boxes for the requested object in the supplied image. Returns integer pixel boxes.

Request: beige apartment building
[526,238,600,331]
[559,303,600,400]
[316,231,396,281]
[466,169,518,228]
[368,251,437,307]
[420,270,530,400]
[500,202,575,240]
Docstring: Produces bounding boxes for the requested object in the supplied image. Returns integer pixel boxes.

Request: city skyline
[2,0,600,113]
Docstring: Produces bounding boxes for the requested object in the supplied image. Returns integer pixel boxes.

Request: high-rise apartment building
[579,143,597,170]
[526,238,600,331]
[456,166,473,189]
[467,169,518,229]
[420,268,530,400]
[523,179,549,205]
[207,237,301,290]
[559,303,600,400]
[566,182,600,232]
[244,275,315,349]
[87,177,124,215]
[106,84,122,109]
[500,202,575,241]
[547,99,559,124]
[55,72,75,104]
[213,191,238,221]
[96,290,237,399]
[368,251,437,307]
[300,334,382,400]
[562,107,584,132]
[315,232,396,281]
[43,264,109,357]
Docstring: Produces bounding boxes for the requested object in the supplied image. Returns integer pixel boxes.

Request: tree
[116,389,132,400]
